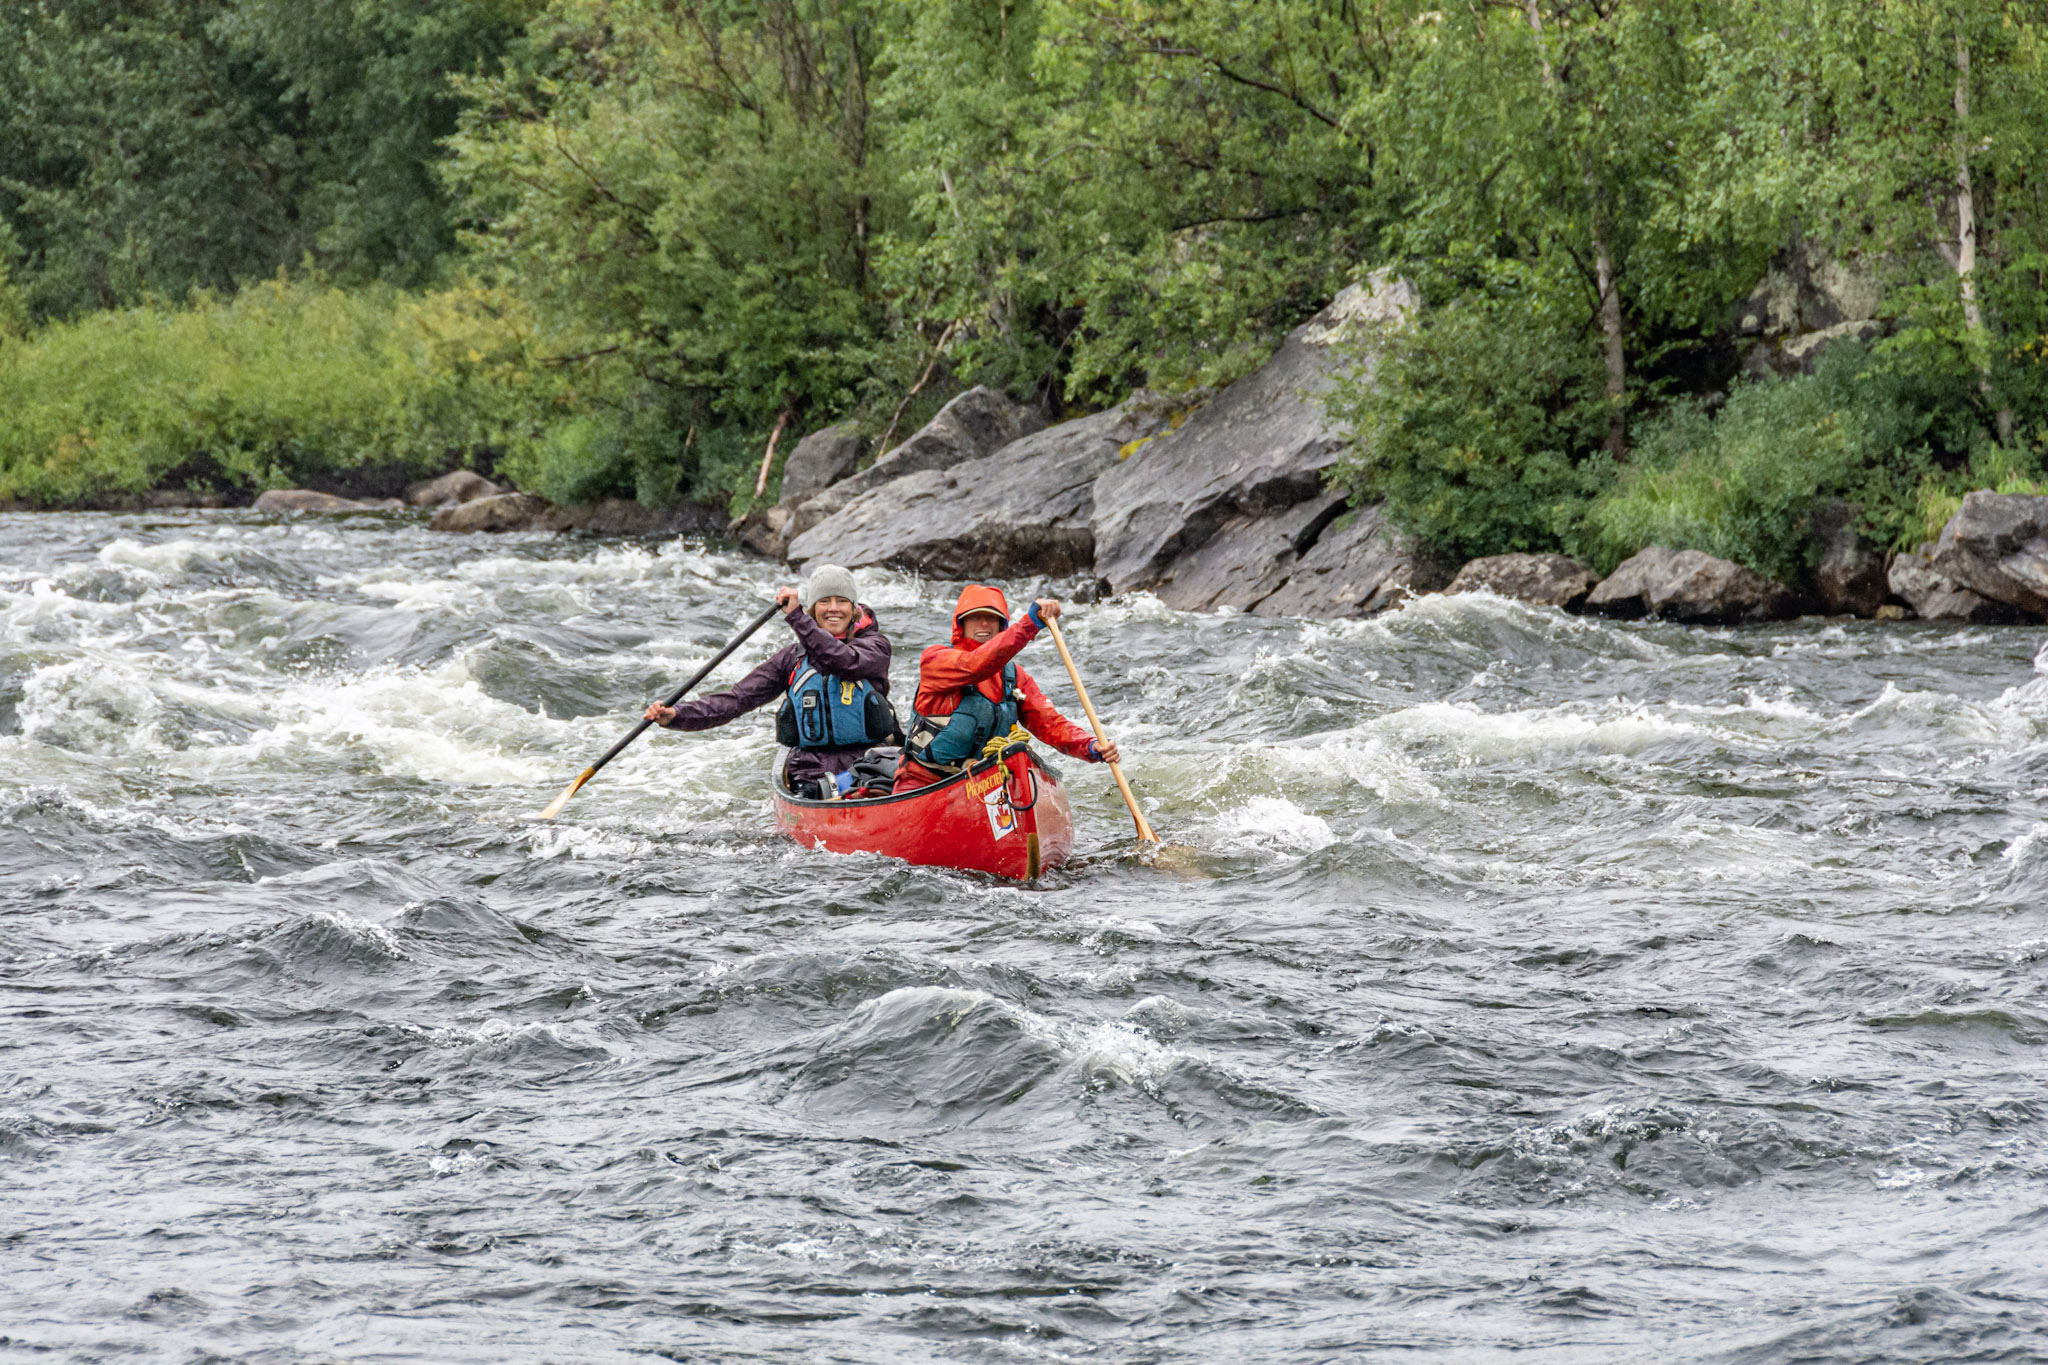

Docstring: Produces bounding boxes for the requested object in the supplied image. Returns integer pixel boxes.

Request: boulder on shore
[1929,491,2048,619]
[407,469,503,508]
[429,492,551,532]
[1807,498,1890,617]
[781,387,1040,545]
[1888,549,2024,622]
[253,489,401,514]
[1446,553,1599,610]
[786,400,1165,577]
[1584,546,1802,623]
[1090,272,1418,598]
[428,492,723,536]
[778,423,867,506]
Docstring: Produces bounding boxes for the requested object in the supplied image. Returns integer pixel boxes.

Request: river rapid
[3,510,2047,1363]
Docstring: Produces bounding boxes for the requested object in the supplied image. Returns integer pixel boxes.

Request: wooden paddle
[537,599,784,820]
[1044,613,1160,847]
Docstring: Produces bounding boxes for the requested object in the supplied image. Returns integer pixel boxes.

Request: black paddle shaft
[585,600,785,778]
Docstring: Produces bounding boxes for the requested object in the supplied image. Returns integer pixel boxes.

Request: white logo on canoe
[983,787,1017,840]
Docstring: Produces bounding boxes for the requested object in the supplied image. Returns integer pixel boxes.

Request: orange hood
[950,585,1011,649]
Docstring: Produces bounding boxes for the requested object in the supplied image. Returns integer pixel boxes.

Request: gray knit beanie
[801,563,860,610]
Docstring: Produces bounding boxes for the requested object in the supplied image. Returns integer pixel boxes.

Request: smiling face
[811,596,856,637]
[959,610,1006,644]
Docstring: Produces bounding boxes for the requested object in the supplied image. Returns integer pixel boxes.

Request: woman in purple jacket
[641,565,895,798]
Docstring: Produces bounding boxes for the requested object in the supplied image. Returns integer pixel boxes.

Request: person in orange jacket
[891,584,1120,793]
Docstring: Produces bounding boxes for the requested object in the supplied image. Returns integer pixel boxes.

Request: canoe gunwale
[772,741,1054,810]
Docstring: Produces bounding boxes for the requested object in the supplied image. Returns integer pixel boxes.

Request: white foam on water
[94,536,223,580]
[2000,824,2048,865]
[245,659,558,785]
[1371,699,1701,762]
[1086,916,1164,941]
[412,1016,612,1058]
[308,909,407,960]
[1066,1018,1182,1091]
[1844,682,2027,746]
[345,577,486,612]
[16,656,171,754]
[526,825,656,861]
[0,577,133,635]
[1206,794,1335,854]
[427,1148,492,1177]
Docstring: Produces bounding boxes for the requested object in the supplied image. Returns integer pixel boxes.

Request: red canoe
[771,744,1074,879]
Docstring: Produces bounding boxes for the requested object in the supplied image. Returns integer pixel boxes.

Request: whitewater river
[3,510,2046,1363]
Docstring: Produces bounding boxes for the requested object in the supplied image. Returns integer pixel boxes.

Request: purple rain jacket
[660,604,892,790]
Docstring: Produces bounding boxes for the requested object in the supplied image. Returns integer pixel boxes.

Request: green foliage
[1581,345,1987,580]
[0,0,529,320]
[878,0,1396,404]
[446,0,900,447]
[7,0,2048,539]
[1328,261,1611,562]
[0,277,569,506]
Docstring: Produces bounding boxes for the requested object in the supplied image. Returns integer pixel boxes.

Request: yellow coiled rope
[980,724,1032,760]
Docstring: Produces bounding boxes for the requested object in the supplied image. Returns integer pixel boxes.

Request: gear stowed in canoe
[771,739,1074,880]
[535,572,1162,879]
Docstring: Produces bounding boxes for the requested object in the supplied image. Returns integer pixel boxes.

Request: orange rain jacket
[891,585,1097,793]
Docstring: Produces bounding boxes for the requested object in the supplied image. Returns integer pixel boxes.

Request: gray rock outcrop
[785,400,1165,578]
[1138,491,1350,612]
[1807,499,1890,617]
[1585,546,1802,623]
[1247,503,1455,617]
[1735,243,1887,378]
[781,387,1040,544]
[1446,553,1600,610]
[778,423,868,506]
[1929,491,2048,618]
[1887,550,2018,622]
[253,489,401,514]
[1090,271,1419,598]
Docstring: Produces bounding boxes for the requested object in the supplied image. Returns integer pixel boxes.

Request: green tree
[0,0,527,319]
[1789,0,2048,447]
[448,0,901,479]
[883,0,1400,403]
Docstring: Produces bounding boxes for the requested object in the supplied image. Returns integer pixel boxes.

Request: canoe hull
[771,747,1073,879]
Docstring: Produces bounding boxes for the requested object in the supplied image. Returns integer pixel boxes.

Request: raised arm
[1015,666,1101,761]
[652,646,793,730]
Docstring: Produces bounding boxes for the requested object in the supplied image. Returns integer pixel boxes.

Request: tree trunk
[1953,26,2013,443]
[1526,0,1626,459]
[1593,213,1628,460]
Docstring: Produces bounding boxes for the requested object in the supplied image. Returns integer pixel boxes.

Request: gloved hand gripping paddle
[537,600,784,820]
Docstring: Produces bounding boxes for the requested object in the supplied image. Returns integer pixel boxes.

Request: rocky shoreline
[22,273,2048,627]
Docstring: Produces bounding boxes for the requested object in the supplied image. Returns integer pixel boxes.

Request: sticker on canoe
[983,788,1017,840]
[964,768,1007,801]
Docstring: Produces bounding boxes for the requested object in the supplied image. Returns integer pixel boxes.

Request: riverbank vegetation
[3,0,2046,578]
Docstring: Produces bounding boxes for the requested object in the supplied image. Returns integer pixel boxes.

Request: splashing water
[4,510,2048,1362]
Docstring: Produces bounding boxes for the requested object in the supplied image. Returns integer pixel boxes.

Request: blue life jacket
[777,661,898,749]
[905,663,1021,771]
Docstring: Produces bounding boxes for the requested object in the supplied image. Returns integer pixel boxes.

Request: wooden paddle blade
[1135,839,1215,877]
[536,767,595,820]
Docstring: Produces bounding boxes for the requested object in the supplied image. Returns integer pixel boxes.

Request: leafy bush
[501,404,722,511]
[1327,263,1612,562]
[1581,344,1996,580]
[0,276,570,505]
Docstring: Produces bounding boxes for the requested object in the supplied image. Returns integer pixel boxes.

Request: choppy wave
[4,509,2047,1362]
